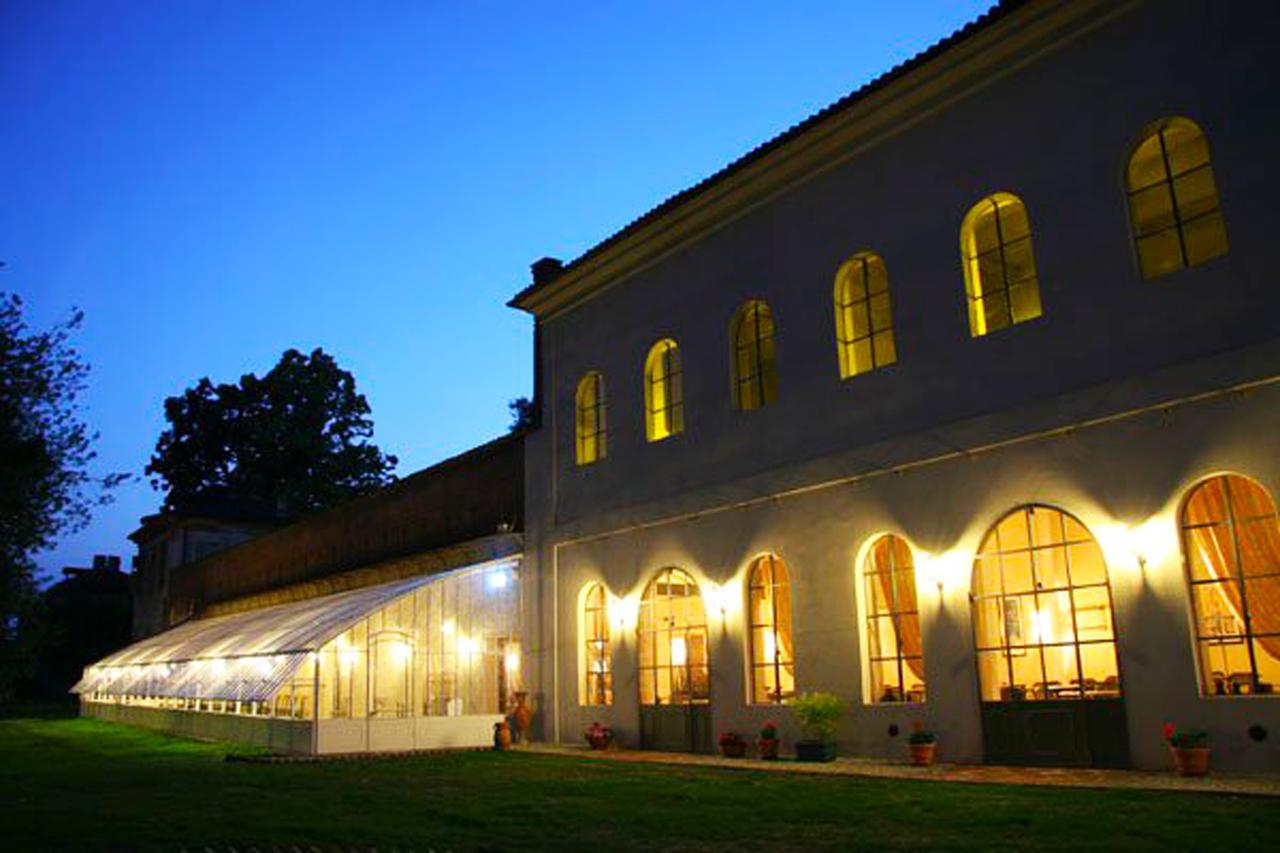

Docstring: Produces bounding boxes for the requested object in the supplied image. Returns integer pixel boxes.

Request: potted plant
[584,721,614,751]
[718,730,748,758]
[757,720,780,760]
[907,722,936,766]
[1164,723,1209,776]
[789,692,843,762]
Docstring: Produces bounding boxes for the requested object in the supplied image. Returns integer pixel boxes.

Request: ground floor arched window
[972,506,1122,702]
[862,534,925,703]
[638,568,709,705]
[1181,474,1280,696]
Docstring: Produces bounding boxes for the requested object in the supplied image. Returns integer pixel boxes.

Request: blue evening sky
[2,1,993,579]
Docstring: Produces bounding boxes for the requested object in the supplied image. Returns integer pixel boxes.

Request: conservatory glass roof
[72,560,516,702]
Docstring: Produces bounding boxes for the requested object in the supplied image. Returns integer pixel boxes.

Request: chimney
[531,257,564,286]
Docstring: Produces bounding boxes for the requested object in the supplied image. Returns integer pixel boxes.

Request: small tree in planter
[758,720,780,760]
[1164,723,1209,776]
[907,721,936,766]
[789,692,843,762]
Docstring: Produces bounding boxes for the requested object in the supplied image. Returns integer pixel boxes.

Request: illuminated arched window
[1180,475,1279,696]
[574,372,607,466]
[644,340,684,442]
[960,193,1042,337]
[972,506,1122,702]
[747,555,795,704]
[1126,117,1228,280]
[862,535,925,703]
[732,300,777,410]
[581,583,612,705]
[834,252,896,378]
[637,568,709,705]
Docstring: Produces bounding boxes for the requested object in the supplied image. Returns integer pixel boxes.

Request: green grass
[0,718,1275,852]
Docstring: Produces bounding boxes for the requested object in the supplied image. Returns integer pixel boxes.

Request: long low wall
[83,701,313,754]
[315,714,503,754]
[82,701,503,755]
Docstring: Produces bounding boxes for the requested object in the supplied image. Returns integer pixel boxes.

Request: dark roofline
[509,0,1028,310]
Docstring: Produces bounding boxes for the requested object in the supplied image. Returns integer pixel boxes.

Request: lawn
[1,718,1276,852]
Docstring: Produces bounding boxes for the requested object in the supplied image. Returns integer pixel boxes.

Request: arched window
[732,300,777,410]
[637,568,709,705]
[574,372,607,466]
[834,252,896,378]
[972,506,1122,702]
[960,193,1042,337]
[1126,117,1228,280]
[1180,474,1279,696]
[581,583,612,705]
[747,554,795,704]
[644,340,684,442]
[862,535,925,703]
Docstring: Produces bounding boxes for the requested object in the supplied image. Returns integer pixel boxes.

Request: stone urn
[511,691,533,743]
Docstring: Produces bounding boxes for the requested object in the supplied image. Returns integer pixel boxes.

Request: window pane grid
[747,555,796,704]
[733,301,777,410]
[834,253,896,378]
[961,194,1042,337]
[644,340,684,442]
[1181,475,1280,696]
[972,507,1122,702]
[574,373,607,466]
[1126,118,1227,280]
[582,584,612,705]
[863,535,926,703]
[637,569,710,705]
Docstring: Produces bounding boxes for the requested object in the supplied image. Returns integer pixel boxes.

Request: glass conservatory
[74,559,522,754]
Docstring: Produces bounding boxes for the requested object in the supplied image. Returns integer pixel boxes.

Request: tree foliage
[1,292,121,705]
[508,396,536,433]
[147,348,398,516]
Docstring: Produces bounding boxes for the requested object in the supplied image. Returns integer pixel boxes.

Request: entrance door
[637,567,712,753]
[971,506,1130,768]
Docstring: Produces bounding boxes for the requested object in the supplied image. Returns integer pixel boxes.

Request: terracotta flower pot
[511,691,533,743]
[1171,746,1210,777]
[720,741,747,758]
[758,737,780,760]
[493,720,512,751]
[909,742,936,766]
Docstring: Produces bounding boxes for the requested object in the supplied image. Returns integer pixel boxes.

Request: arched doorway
[971,505,1129,767]
[637,567,711,752]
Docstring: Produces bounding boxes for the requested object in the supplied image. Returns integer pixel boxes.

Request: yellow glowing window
[960,193,1042,337]
[574,372,607,466]
[581,583,612,705]
[862,535,924,703]
[747,554,796,704]
[1180,474,1280,697]
[732,300,777,410]
[644,339,684,442]
[971,506,1121,703]
[834,252,896,378]
[637,568,709,706]
[1126,117,1228,280]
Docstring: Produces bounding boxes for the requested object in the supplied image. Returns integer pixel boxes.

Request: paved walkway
[528,743,1280,797]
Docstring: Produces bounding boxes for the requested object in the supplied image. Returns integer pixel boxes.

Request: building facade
[78,0,1279,770]
[514,0,1280,771]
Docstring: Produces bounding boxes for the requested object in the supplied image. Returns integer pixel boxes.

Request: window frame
[746,554,796,705]
[580,583,613,706]
[960,192,1043,337]
[644,339,684,442]
[573,371,607,466]
[860,534,926,705]
[731,299,778,410]
[834,252,897,379]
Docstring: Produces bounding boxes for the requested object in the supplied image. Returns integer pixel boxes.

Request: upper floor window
[1126,117,1228,280]
[574,372,607,466]
[747,554,796,704]
[834,252,897,378]
[581,583,612,705]
[644,340,684,442]
[1180,474,1279,697]
[862,534,925,703]
[960,192,1042,337]
[732,300,777,410]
